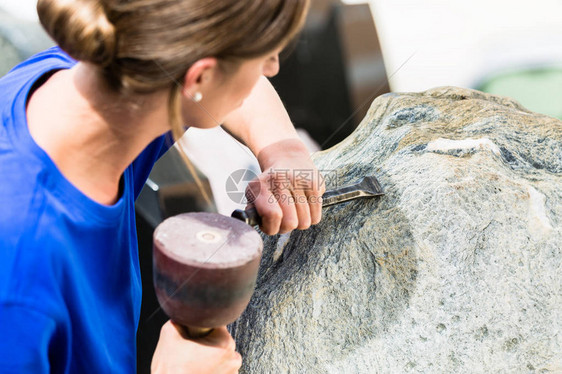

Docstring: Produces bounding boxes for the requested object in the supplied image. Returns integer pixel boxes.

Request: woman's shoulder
[0,47,76,111]
[5,46,76,77]
[1,47,77,145]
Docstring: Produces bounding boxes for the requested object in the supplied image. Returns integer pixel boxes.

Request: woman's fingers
[152,322,241,374]
[291,188,311,230]
[246,177,283,235]
[246,169,323,234]
[305,171,325,226]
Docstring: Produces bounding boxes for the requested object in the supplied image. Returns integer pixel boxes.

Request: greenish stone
[232,87,562,374]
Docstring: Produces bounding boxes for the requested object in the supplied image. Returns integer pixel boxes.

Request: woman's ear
[182,57,218,97]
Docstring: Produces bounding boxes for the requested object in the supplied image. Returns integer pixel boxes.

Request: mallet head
[153,212,263,330]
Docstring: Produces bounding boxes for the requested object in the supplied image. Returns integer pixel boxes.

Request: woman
[0,0,324,372]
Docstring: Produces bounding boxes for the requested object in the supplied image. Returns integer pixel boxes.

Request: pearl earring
[192,92,203,102]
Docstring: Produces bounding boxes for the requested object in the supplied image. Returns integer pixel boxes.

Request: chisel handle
[231,207,260,227]
[231,175,385,227]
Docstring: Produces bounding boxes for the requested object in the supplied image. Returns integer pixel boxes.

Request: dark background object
[135,1,389,371]
[270,0,389,149]
[135,146,216,228]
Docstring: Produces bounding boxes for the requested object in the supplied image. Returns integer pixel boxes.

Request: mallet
[153,212,263,338]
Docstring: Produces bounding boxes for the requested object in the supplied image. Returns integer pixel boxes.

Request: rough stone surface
[231,87,562,373]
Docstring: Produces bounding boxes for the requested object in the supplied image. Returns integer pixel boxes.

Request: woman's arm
[222,77,325,235]
[222,76,300,155]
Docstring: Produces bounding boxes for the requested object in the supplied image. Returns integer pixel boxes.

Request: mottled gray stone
[231,87,562,373]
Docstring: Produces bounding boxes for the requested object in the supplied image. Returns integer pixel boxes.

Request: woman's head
[37,0,310,135]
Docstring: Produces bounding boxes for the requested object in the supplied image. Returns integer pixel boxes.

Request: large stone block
[231,87,561,373]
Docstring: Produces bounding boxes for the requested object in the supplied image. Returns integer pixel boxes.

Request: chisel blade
[321,175,384,207]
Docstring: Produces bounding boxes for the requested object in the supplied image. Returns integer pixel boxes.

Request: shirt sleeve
[0,303,57,373]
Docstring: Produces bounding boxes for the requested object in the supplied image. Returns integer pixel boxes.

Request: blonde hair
[37,0,310,138]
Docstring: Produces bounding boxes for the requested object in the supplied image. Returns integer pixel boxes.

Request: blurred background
[2,0,561,372]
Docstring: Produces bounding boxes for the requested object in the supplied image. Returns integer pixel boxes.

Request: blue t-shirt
[0,47,170,373]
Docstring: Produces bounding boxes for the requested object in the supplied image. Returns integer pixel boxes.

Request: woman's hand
[245,138,325,235]
[151,321,241,374]
[221,77,325,234]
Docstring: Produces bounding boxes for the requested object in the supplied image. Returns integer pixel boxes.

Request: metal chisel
[231,175,384,227]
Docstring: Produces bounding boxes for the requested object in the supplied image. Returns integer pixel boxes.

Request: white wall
[5,0,562,92]
[360,0,562,91]
[0,0,38,21]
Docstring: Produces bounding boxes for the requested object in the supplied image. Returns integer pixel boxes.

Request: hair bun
[37,0,116,67]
